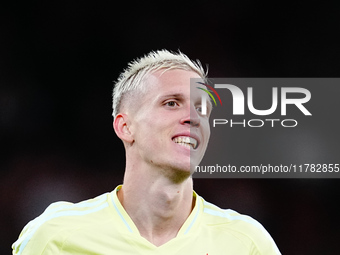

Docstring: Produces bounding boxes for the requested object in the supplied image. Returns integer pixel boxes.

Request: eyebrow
[157,92,213,109]
[157,93,186,101]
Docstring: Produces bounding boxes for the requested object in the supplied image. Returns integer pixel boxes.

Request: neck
[118,161,194,246]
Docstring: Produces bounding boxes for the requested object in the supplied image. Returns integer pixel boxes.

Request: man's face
[127,69,211,176]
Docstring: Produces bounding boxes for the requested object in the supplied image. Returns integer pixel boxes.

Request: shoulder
[199,196,281,254]
[12,192,111,255]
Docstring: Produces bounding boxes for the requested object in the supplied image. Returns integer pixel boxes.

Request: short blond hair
[112,49,207,117]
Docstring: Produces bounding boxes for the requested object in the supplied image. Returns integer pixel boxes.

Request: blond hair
[112,49,207,117]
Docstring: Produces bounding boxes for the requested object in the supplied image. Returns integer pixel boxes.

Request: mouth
[172,136,198,149]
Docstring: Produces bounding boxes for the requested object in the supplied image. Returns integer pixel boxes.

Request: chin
[164,162,191,181]
[174,163,191,173]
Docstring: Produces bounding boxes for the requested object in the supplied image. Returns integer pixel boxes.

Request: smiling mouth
[172,136,198,149]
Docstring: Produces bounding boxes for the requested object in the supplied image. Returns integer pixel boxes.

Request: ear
[113,113,134,144]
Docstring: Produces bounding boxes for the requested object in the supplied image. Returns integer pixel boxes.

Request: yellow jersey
[12,185,280,254]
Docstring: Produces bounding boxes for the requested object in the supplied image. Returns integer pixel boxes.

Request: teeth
[172,136,198,149]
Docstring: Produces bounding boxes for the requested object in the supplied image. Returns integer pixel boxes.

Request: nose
[181,103,200,127]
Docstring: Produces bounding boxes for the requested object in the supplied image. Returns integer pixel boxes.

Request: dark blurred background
[1,1,339,254]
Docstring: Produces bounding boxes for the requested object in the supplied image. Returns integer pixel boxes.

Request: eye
[196,104,211,116]
[165,101,178,107]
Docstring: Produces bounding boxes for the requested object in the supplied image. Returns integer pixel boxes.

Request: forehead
[143,69,203,96]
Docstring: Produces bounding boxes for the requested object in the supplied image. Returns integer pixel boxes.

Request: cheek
[201,118,211,135]
[201,121,211,146]
[136,118,169,144]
